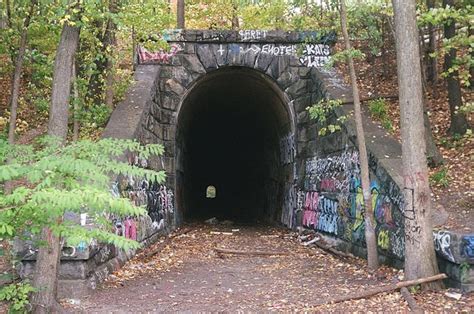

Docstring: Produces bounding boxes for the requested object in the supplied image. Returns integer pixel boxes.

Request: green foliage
[346,1,391,57]
[368,98,393,132]
[0,281,36,313]
[429,167,450,188]
[307,99,346,136]
[460,262,470,282]
[326,48,365,68]
[419,2,473,87]
[0,137,165,251]
[439,129,472,148]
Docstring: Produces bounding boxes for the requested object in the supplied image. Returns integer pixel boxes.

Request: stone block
[161,93,180,112]
[286,79,309,99]
[180,54,206,75]
[196,44,217,70]
[164,79,186,96]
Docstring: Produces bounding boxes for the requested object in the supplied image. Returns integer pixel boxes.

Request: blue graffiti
[461,235,474,258]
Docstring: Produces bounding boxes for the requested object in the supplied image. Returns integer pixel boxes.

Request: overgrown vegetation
[0,137,165,311]
[307,99,346,136]
[368,98,393,132]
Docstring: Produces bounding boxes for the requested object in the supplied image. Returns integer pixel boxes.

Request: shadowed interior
[176,67,292,223]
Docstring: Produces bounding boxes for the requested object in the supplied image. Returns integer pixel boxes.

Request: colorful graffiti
[137,44,182,63]
[461,235,474,258]
[111,155,174,241]
[284,147,406,258]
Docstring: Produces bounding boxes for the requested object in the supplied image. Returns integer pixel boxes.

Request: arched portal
[175,67,295,223]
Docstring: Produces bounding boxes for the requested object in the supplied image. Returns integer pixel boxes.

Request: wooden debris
[214,247,289,256]
[322,273,448,305]
[144,227,192,259]
[299,232,354,259]
[210,231,233,235]
[400,287,423,313]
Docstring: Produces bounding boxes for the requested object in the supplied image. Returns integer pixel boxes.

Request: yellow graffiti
[378,229,390,250]
[352,186,364,232]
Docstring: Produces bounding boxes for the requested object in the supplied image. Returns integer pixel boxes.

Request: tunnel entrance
[176,67,294,224]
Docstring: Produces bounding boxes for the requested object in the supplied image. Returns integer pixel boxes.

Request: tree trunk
[177,0,185,29]
[32,21,80,313]
[423,103,444,167]
[231,1,239,30]
[104,0,118,110]
[340,0,379,270]
[443,0,468,135]
[4,0,37,195]
[470,27,474,88]
[426,0,438,84]
[422,79,444,167]
[381,18,389,78]
[86,19,106,107]
[5,0,11,27]
[47,23,80,140]
[391,0,442,290]
[7,0,36,144]
[72,62,80,142]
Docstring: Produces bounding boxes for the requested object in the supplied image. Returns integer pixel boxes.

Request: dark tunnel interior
[176,67,292,223]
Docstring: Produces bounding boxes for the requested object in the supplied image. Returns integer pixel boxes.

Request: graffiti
[239,29,268,41]
[299,43,331,67]
[317,196,339,235]
[303,192,319,228]
[111,155,175,241]
[433,231,455,262]
[378,229,390,250]
[299,147,408,258]
[137,44,182,64]
[249,44,297,56]
[280,133,295,165]
[281,184,297,228]
[320,178,336,192]
[304,149,360,192]
[461,235,474,258]
[390,228,405,258]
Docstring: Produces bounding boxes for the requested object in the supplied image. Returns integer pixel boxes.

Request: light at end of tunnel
[206,185,216,199]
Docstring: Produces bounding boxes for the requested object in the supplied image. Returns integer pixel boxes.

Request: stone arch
[174,66,298,223]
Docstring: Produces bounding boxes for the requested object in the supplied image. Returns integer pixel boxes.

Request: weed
[368,98,393,132]
[0,281,36,313]
[430,167,450,188]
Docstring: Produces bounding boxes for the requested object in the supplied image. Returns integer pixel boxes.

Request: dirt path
[64,224,472,312]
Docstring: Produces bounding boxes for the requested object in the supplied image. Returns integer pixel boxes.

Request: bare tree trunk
[426,0,438,84]
[177,0,185,29]
[231,1,239,30]
[86,19,106,107]
[381,18,389,78]
[391,0,442,290]
[32,21,81,313]
[470,27,474,88]
[5,0,11,27]
[4,0,37,195]
[443,0,468,135]
[423,103,444,167]
[72,62,80,142]
[340,0,379,270]
[104,0,118,110]
[7,0,36,144]
[421,79,444,167]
